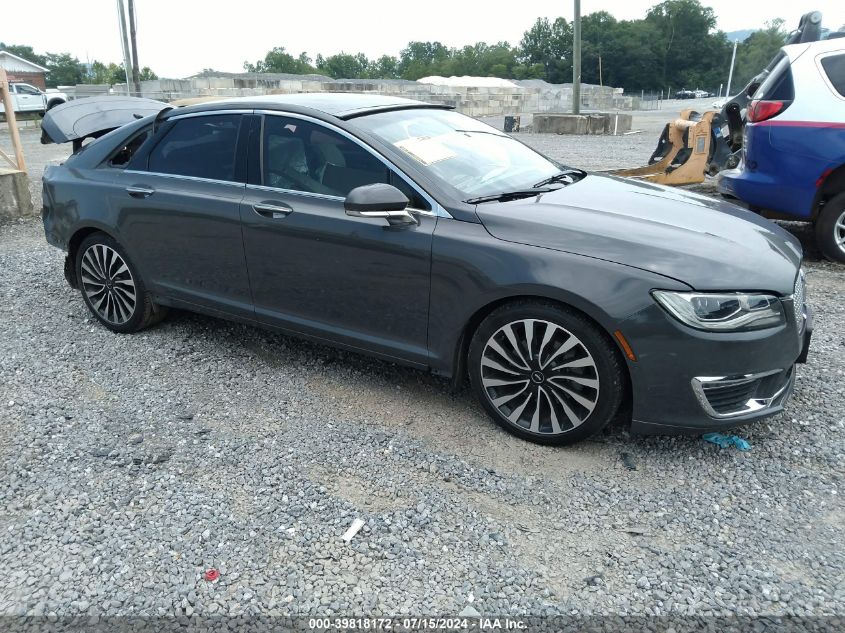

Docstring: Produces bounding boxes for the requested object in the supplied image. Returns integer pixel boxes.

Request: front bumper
[624,299,812,436]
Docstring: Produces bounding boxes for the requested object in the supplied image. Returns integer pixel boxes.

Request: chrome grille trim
[691,367,795,419]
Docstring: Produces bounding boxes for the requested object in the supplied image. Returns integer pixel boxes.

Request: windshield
[350,109,563,199]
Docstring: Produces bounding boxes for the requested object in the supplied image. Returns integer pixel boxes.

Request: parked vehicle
[674,89,696,99]
[41,94,812,445]
[718,37,845,262]
[6,83,67,115]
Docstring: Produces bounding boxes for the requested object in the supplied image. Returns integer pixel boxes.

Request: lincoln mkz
[42,94,812,444]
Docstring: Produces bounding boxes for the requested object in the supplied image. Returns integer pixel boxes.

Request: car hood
[475,174,802,294]
[41,96,169,144]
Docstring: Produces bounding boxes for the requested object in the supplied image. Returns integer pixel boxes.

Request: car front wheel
[468,301,625,445]
[75,233,167,333]
[816,192,845,263]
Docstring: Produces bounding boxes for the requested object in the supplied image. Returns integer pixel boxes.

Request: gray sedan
[41,94,812,445]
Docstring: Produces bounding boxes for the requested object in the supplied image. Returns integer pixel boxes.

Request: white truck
[7,83,68,114]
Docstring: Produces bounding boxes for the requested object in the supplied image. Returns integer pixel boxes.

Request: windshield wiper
[465,188,553,205]
[532,168,587,189]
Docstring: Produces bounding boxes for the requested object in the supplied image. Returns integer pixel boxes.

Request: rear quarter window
[757,57,795,101]
[148,114,241,182]
[820,53,845,98]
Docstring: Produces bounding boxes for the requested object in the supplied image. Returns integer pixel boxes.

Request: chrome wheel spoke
[481,318,600,435]
[81,244,136,325]
[540,336,578,370]
[549,374,600,389]
[502,324,530,368]
[487,338,529,371]
[552,356,594,370]
[506,392,532,424]
[481,356,523,375]
[545,383,583,429]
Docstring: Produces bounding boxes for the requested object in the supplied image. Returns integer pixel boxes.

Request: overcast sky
[4,0,845,78]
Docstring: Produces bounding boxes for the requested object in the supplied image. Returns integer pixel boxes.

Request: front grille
[702,380,759,414]
[692,367,794,418]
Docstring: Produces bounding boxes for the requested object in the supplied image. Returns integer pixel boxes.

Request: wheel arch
[47,98,66,110]
[450,293,632,404]
[812,162,845,220]
[65,225,121,287]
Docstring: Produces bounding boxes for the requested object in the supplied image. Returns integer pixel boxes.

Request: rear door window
[820,53,845,98]
[148,114,242,182]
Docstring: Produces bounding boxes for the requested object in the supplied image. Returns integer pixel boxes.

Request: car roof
[783,37,845,61]
[170,92,452,120]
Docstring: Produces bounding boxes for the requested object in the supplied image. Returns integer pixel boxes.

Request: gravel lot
[1,107,844,627]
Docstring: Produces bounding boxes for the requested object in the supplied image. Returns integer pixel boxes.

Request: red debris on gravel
[204,568,220,582]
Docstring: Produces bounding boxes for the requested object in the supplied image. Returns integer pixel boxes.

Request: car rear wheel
[468,301,625,445]
[76,233,167,333]
[816,192,845,264]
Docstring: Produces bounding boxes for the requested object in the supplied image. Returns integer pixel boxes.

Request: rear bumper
[717,166,813,220]
[624,301,812,436]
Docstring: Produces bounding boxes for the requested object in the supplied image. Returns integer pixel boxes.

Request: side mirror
[344,183,417,226]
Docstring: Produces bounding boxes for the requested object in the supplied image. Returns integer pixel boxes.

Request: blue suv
[719,38,845,262]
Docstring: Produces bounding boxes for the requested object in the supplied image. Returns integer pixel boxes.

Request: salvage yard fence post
[0,67,28,173]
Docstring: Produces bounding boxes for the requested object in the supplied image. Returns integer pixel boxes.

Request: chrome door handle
[126,186,155,198]
[253,203,293,219]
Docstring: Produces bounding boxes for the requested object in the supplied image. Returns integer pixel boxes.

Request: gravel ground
[1,110,844,626]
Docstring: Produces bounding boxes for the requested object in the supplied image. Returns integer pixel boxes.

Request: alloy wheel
[836,209,845,254]
[479,319,600,435]
[80,244,137,325]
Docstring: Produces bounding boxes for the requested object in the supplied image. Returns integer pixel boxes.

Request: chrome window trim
[167,109,254,120]
[124,169,245,188]
[243,182,438,217]
[255,109,451,219]
[244,182,344,203]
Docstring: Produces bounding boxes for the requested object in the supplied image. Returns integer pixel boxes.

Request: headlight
[652,290,785,332]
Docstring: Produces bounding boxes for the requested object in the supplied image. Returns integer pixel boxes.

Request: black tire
[815,192,845,263]
[468,300,625,446]
[75,232,167,333]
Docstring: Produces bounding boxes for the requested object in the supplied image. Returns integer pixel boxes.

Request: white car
[8,83,68,115]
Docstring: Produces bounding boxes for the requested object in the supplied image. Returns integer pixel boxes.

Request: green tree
[518,17,572,83]
[645,0,731,91]
[369,55,400,79]
[315,52,370,79]
[43,52,84,87]
[731,19,787,92]
[398,41,451,79]
[579,11,617,85]
[139,67,158,81]
[244,47,317,74]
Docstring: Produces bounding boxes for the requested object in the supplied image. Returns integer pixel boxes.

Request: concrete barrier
[532,113,633,135]
[0,169,34,221]
[87,75,635,116]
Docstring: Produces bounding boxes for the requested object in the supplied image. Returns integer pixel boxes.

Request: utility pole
[572,0,581,114]
[116,0,132,94]
[726,40,738,98]
[127,0,141,96]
